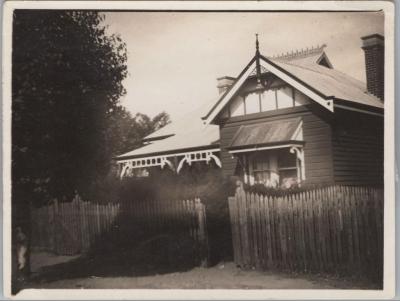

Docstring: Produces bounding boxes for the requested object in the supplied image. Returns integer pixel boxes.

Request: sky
[104,11,384,122]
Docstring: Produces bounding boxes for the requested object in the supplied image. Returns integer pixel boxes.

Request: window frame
[227,84,311,118]
[244,91,262,114]
[246,148,303,187]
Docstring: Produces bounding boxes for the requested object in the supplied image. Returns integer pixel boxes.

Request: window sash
[245,92,261,114]
[230,96,245,116]
[276,86,294,109]
[246,149,302,187]
[229,85,310,118]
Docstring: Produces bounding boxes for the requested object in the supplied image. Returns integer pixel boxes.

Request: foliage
[243,182,341,197]
[93,165,236,264]
[103,166,233,202]
[12,10,171,209]
[12,10,128,205]
[105,109,170,158]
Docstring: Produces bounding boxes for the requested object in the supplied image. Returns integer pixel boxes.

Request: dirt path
[31,252,80,273]
[31,262,372,290]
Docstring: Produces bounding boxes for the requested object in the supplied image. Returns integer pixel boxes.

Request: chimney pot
[361,33,384,100]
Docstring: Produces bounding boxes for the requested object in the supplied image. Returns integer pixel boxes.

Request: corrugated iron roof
[269,56,383,109]
[144,97,217,140]
[229,118,302,150]
[117,99,220,159]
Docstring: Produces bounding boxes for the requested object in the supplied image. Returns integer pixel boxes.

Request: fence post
[76,194,86,253]
[53,199,60,254]
[228,196,238,265]
[48,200,55,252]
[195,198,209,267]
[236,181,251,268]
[96,203,101,237]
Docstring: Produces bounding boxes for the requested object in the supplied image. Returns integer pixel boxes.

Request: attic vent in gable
[317,57,331,68]
[316,53,333,69]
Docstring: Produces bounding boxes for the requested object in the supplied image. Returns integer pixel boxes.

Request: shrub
[89,165,237,264]
[243,182,338,197]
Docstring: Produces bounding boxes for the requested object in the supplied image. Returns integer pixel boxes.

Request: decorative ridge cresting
[269,44,327,61]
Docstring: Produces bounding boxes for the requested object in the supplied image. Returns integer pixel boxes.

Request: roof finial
[255,33,260,55]
[254,33,266,89]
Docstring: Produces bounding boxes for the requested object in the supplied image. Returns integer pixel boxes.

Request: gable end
[202,55,335,124]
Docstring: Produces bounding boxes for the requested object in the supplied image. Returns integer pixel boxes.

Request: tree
[11,11,173,289]
[95,109,170,201]
[12,10,128,209]
[105,107,170,157]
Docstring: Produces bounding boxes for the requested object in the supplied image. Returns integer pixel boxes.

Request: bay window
[245,148,303,189]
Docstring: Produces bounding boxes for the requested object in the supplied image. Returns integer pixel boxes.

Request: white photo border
[2,1,396,299]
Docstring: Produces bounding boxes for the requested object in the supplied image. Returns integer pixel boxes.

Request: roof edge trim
[202,56,257,122]
[334,104,384,117]
[228,141,305,154]
[115,146,220,162]
[142,134,175,142]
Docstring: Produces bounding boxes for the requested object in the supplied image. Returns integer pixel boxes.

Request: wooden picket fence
[31,195,209,265]
[228,185,383,279]
[31,195,121,255]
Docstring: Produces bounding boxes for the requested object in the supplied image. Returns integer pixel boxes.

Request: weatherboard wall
[331,109,383,186]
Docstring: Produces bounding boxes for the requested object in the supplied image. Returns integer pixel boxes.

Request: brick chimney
[361,34,384,100]
[217,76,235,95]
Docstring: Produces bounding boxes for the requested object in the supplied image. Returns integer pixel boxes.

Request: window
[230,96,245,117]
[252,152,271,185]
[260,89,277,111]
[248,151,279,187]
[277,86,294,109]
[228,86,309,118]
[278,151,299,188]
[245,92,261,114]
[295,90,310,106]
[245,149,302,189]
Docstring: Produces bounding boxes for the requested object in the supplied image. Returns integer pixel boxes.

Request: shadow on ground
[29,233,200,284]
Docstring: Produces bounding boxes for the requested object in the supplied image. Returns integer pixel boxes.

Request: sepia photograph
[2,1,395,299]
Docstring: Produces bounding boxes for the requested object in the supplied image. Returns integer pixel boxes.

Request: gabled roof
[117,99,220,160]
[203,46,383,124]
[270,58,383,109]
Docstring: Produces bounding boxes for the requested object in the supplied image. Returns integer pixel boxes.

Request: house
[117,33,384,188]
